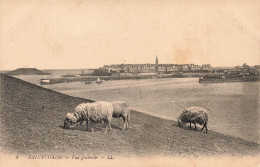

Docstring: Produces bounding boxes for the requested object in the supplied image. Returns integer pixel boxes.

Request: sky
[0,0,259,70]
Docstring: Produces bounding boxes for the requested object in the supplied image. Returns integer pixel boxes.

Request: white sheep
[111,101,131,131]
[64,101,114,133]
[178,107,208,133]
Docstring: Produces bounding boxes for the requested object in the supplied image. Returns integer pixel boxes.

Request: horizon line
[1,64,259,71]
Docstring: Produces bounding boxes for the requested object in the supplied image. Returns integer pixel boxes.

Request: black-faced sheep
[178,107,208,133]
[64,101,113,133]
[111,101,131,131]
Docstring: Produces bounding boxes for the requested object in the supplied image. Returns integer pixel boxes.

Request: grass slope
[0,73,259,156]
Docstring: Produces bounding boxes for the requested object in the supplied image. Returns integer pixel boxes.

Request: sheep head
[64,113,77,129]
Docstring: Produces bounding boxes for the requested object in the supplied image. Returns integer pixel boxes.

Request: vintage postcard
[0,0,259,166]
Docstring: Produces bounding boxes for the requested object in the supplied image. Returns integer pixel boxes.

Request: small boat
[40,79,52,85]
[96,77,102,84]
[85,81,91,84]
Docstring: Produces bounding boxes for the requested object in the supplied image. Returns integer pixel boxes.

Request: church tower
[155,56,158,72]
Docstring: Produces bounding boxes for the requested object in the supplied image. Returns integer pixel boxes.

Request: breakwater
[199,75,260,83]
[41,72,215,85]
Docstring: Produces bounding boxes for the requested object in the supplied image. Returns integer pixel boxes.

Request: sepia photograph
[0,0,259,166]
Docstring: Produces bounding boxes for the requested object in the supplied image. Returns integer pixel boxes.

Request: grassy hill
[5,68,50,76]
[0,73,259,156]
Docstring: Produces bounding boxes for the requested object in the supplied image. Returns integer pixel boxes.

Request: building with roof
[103,57,212,74]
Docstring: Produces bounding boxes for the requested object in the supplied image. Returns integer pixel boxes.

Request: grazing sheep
[111,101,131,131]
[178,107,208,133]
[64,101,113,133]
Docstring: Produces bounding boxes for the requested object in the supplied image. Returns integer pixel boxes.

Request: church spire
[155,56,158,72]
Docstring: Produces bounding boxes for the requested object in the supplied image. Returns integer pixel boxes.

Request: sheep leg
[86,119,94,132]
[90,120,94,132]
[126,121,129,129]
[201,125,205,131]
[194,123,197,131]
[108,121,113,131]
[205,122,208,134]
[189,122,191,130]
[80,121,83,126]
[201,124,205,132]
[104,126,108,134]
[86,119,89,131]
[201,122,208,133]
[126,113,130,129]
[122,123,126,131]
[104,120,112,133]
[122,117,126,131]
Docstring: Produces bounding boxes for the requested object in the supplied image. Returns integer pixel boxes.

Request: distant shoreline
[40,72,213,85]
